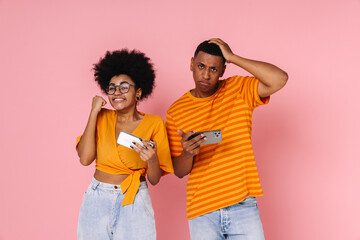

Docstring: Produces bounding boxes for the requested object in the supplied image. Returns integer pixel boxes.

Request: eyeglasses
[106,82,134,95]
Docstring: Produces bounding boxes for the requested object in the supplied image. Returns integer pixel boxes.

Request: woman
[76,49,173,240]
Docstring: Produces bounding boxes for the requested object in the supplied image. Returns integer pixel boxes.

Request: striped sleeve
[165,111,183,158]
[237,76,270,108]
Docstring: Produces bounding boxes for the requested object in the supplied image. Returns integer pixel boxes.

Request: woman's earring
[136,96,140,101]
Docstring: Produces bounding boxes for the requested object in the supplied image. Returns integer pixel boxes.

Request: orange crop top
[77,108,173,205]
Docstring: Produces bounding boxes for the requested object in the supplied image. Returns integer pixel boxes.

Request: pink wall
[1,0,359,239]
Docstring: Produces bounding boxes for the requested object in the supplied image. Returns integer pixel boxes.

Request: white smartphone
[117,132,154,150]
[187,130,222,145]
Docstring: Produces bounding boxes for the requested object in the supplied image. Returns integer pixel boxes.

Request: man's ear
[190,57,194,71]
[220,64,226,77]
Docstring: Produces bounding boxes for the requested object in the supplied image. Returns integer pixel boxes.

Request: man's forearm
[229,54,288,88]
[172,152,195,178]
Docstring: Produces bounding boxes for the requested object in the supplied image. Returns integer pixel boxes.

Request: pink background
[1,0,359,239]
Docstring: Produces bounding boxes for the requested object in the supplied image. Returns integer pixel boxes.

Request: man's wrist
[227,53,239,64]
[180,151,195,160]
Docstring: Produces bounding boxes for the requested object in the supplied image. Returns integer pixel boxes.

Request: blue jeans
[189,197,265,240]
[77,178,156,240]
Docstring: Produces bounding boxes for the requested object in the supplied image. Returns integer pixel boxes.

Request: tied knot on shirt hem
[120,169,146,206]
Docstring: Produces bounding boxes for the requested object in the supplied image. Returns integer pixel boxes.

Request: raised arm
[77,96,106,166]
[209,38,288,98]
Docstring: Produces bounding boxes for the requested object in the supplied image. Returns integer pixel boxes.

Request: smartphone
[117,131,154,150]
[187,130,222,145]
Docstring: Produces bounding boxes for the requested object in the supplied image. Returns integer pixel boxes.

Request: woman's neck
[116,108,142,123]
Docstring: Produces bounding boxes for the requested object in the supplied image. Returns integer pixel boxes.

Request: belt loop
[91,181,100,190]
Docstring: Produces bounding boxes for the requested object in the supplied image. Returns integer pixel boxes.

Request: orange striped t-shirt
[166,76,269,220]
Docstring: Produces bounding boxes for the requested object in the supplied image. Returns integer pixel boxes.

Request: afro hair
[93,49,155,100]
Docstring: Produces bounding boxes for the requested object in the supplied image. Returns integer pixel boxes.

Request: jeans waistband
[90,177,148,192]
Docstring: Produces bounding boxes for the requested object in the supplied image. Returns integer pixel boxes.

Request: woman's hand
[132,140,162,185]
[92,95,107,113]
[132,140,158,163]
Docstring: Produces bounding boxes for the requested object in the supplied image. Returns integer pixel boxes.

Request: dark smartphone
[187,130,222,145]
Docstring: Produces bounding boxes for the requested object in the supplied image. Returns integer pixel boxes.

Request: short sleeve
[75,135,82,151]
[237,76,270,109]
[152,118,174,175]
[75,133,98,152]
[165,111,183,158]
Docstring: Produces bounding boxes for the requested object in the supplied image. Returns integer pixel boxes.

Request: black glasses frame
[106,82,135,95]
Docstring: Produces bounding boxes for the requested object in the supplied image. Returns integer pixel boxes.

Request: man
[166,38,288,239]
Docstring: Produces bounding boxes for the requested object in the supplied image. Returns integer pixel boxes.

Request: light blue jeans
[189,197,265,240]
[77,178,156,240]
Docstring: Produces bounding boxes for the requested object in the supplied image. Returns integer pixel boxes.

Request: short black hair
[194,40,226,64]
[93,49,155,100]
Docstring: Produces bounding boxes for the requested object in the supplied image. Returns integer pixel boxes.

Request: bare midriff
[93,169,146,185]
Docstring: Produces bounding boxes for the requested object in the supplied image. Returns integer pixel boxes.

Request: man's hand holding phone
[177,130,206,157]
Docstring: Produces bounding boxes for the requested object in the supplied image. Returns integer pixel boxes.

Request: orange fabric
[77,109,173,205]
[166,76,269,219]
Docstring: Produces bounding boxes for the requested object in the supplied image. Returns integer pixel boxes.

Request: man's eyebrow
[196,62,220,68]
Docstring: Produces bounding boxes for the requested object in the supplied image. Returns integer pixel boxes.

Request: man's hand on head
[208,38,235,63]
